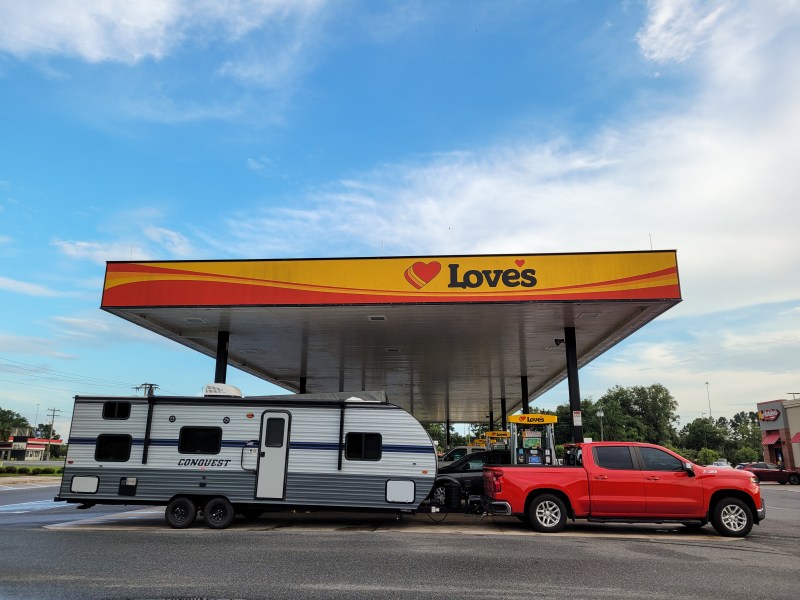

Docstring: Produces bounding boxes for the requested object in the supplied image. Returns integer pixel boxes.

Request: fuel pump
[485,431,510,451]
[508,414,557,465]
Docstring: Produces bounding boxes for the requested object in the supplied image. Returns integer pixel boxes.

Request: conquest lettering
[448,263,537,289]
[177,458,232,467]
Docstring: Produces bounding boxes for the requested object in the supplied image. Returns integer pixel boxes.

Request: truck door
[256,411,290,500]
[588,445,647,517]
[637,446,704,517]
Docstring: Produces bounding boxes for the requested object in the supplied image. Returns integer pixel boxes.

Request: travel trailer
[56,387,437,528]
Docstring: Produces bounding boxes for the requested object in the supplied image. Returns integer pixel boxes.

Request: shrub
[40,467,55,475]
[30,468,42,475]
[55,467,64,474]
[16,467,30,474]
[3,466,18,474]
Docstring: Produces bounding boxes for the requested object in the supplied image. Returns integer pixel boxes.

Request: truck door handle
[260,452,266,457]
[593,475,608,480]
[646,476,660,481]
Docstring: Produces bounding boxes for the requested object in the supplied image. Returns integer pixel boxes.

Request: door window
[594,446,635,470]
[264,418,285,447]
[639,447,683,471]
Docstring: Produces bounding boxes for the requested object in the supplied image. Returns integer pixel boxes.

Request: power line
[0,356,140,390]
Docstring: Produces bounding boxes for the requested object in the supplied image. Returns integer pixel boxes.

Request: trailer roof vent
[203,383,243,398]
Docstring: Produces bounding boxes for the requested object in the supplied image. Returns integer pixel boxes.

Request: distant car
[738,462,800,485]
[430,450,511,508]
[437,445,485,467]
[710,460,733,469]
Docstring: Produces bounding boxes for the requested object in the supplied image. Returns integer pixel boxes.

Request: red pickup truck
[483,441,765,537]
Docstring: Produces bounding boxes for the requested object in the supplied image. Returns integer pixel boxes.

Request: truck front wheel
[711,497,753,537]
[528,494,567,533]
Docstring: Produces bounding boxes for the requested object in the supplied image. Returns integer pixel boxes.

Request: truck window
[593,446,635,470]
[639,447,683,471]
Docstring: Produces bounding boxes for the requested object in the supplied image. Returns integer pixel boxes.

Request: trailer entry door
[256,411,290,500]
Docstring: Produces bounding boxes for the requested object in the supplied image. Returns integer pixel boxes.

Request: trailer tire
[711,497,753,537]
[165,497,196,529]
[527,494,567,533]
[205,497,235,529]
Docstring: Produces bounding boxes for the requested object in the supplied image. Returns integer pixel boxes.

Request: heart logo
[515,259,525,267]
[404,261,441,289]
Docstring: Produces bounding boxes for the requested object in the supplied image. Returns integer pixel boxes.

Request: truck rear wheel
[711,497,753,537]
[528,494,567,533]
[204,497,235,529]
[165,496,196,529]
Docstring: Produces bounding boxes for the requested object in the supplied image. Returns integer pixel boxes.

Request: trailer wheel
[205,497,235,529]
[165,496,196,529]
[527,494,567,533]
[711,497,753,537]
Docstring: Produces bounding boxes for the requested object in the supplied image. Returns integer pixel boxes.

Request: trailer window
[179,427,222,454]
[95,434,132,462]
[345,432,382,461]
[102,401,131,420]
[264,418,285,448]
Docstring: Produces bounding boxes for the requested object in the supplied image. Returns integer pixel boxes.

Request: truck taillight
[490,469,503,493]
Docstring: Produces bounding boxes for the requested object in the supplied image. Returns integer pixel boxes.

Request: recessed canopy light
[385,347,401,353]
[184,318,205,324]
[368,315,387,321]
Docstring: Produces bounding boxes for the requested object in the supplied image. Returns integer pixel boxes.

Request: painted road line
[46,507,164,529]
[0,499,62,514]
[0,482,59,491]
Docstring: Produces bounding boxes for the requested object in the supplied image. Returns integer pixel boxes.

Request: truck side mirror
[684,462,695,477]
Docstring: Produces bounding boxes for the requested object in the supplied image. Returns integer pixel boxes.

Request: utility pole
[45,407,61,461]
[705,381,713,422]
[134,383,159,396]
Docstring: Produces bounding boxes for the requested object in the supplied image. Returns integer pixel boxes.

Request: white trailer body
[56,391,437,527]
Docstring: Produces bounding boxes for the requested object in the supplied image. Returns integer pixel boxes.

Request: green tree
[37,423,61,440]
[696,448,719,466]
[679,418,726,451]
[0,408,31,441]
[593,384,679,444]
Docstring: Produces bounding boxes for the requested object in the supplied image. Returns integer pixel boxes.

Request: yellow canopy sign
[508,414,558,424]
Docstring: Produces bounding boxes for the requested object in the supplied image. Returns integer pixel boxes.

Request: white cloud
[144,227,195,257]
[636,0,727,64]
[0,334,74,359]
[52,239,151,264]
[0,0,182,64]
[0,0,326,65]
[210,2,800,320]
[0,275,62,297]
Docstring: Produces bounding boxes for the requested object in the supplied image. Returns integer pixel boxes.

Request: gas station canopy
[101,251,681,424]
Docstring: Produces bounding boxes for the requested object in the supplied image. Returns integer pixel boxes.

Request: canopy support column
[565,326,583,443]
[520,376,530,414]
[500,397,507,430]
[214,331,229,383]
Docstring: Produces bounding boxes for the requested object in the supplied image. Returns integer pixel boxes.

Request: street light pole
[597,409,604,441]
[705,381,712,422]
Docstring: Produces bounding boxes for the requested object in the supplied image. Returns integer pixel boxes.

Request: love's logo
[404,261,442,289]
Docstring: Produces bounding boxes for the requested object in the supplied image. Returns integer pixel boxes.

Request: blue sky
[1,0,799,439]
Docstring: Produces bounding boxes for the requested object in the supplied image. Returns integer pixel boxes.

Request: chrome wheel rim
[720,504,747,532]
[535,500,561,527]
